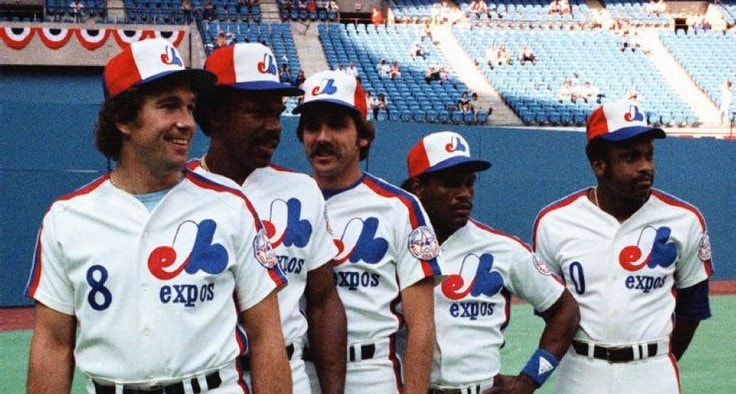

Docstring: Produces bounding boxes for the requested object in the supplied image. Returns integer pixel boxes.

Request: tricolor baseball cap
[103,38,215,99]
[204,43,303,95]
[292,70,368,119]
[586,100,665,142]
[407,131,491,178]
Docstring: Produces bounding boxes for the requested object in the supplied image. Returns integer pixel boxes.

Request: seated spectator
[203,0,216,20]
[579,81,604,104]
[485,44,497,68]
[306,0,317,14]
[468,0,489,19]
[421,22,433,42]
[294,69,306,88]
[519,44,537,66]
[70,0,85,22]
[389,61,401,79]
[457,92,475,114]
[279,63,292,84]
[558,80,575,103]
[548,0,561,15]
[371,7,384,25]
[409,41,426,61]
[559,0,571,15]
[181,0,193,23]
[345,61,359,78]
[438,66,450,84]
[215,32,228,48]
[619,30,640,52]
[425,66,441,84]
[336,63,346,73]
[491,44,512,68]
[326,0,339,12]
[374,93,391,120]
[376,59,391,78]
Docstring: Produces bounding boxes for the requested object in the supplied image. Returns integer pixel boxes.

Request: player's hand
[482,374,536,394]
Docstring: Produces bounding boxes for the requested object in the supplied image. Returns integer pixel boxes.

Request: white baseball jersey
[533,188,713,345]
[190,161,338,345]
[433,219,564,387]
[325,173,441,351]
[25,171,287,383]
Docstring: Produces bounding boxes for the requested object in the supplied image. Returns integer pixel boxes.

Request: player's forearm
[538,290,580,359]
[27,303,76,394]
[402,325,434,393]
[27,331,75,392]
[242,293,293,393]
[27,345,74,394]
[307,290,347,394]
[671,319,699,361]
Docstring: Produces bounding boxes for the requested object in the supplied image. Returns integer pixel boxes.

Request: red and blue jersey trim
[362,173,442,277]
[531,189,588,249]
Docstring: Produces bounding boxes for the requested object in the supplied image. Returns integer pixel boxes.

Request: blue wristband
[520,348,559,387]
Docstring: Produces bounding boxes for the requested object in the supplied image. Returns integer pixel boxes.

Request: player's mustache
[311,142,337,157]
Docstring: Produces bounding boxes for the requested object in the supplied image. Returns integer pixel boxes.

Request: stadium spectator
[409,41,426,61]
[457,92,475,115]
[181,0,193,23]
[519,43,537,66]
[720,80,732,125]
[438,66,450,84]
[425,66,441,84]
[376,59,391,78]
[371,7,384,25]
[69,0,85,22]
[345,61,359,78]
[580,81,604,104]
[421,22,433,42]
[619,30,640,52]
[548,0,561,15]
[389,60,402,80]
[294,69,306,88]
[487,44,512,69]
[468,0,490,19]
[558,79,576,103]
[203,0,216,20]
[373,93,391,120]
[279,63,292,84]
[560,0,571,15]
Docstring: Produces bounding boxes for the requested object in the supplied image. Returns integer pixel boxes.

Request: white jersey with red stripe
[532,188,713,345]
[432,219,564,387]
[190,161,338,345]
[325,173,441,350]
[25,171,286,384]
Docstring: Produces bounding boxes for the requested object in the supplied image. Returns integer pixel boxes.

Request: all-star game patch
[408,225,440,260]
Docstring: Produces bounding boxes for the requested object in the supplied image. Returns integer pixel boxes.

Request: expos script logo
[333,217,388,266]
[445,135,467,153]
[311,78,339,97]
[147,219,228,280]
[618,226,677,272]
[160,45,183,67]
[261,198,312,249]
[257,52,278,75]
[623,104,645,122]
[441,253,504,300]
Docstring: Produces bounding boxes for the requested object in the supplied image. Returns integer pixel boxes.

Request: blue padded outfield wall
[1,68,735,307]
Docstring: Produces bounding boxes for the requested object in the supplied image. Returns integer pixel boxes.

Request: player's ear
[116,121,133,136]
[591,159,606,177]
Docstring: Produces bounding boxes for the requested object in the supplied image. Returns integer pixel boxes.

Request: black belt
[239,343,296,371]
[348,343,375,362]
[428,385,481,394]
[572,340,659,363]
[93,371,221,394]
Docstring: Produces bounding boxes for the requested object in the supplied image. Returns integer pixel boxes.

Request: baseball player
[190,42,347,393]
[402,131,580,394]
[25,38,292,393]
[533,101,713,394]
[293,70,442,393]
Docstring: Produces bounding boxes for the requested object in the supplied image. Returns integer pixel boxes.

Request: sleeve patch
[697,233,712,262]
[408,226,440,260]
[253,229,278,268]
[533,254,553,276]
